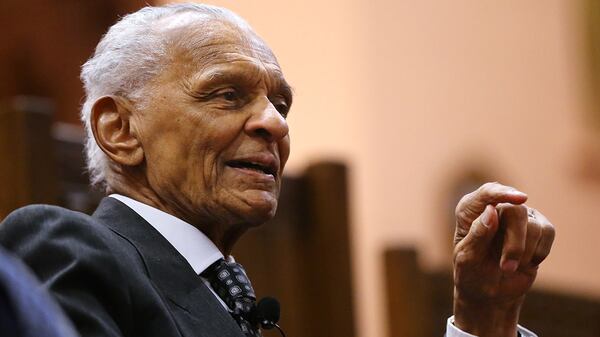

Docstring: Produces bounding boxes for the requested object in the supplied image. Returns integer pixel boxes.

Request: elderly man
[0,3,554,337]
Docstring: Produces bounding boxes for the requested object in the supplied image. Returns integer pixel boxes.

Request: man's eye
[270,98,290,117]
[216,89,239,101]
[274,103,289,117]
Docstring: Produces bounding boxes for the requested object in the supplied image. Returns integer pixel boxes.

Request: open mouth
[226,160,277,177]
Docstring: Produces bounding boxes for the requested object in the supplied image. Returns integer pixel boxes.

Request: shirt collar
[109,194,223,274]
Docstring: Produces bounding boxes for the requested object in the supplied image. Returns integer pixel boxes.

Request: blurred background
[1,0,600,336]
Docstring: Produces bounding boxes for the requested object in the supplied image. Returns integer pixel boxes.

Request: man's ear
[90,96,144,167]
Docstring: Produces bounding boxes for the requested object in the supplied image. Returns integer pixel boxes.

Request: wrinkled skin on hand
[453,182,555,336]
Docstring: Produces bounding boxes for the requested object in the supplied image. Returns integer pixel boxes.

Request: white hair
[80,3,249,189]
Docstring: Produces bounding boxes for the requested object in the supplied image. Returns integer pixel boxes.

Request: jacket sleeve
[0,205,133,337]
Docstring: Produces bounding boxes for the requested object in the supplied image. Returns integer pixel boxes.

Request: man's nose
[245,99,289,142]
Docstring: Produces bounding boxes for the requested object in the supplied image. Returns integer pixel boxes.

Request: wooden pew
[385,248,600,337]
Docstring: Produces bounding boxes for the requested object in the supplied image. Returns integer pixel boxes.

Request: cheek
[144,137,189,186]
[202,118,244,146]
[184,129,240,190]
[193,120,245,170]
[279,136,291,171]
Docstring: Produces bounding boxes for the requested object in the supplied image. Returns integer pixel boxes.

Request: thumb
[460,205,499,257]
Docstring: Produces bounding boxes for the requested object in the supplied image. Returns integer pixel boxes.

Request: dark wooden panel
[234,176,312,336]
[0,100,27,218]
[385,247,600,337]
[1,0,151,125]
[384,249,428,337]
[521,289,600,337]
[0,97,57,219]
[425,271,453,336]
[235,162,356,337]
[51,122,104,213]
[302,163,355,337]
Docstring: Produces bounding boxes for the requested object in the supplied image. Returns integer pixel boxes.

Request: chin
[237,191,279,226]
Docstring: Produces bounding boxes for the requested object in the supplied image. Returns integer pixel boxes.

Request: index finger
[456,182,528,222]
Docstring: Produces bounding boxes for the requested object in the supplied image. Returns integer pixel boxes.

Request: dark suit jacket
[0,245,77,337]
[0,197,246,337]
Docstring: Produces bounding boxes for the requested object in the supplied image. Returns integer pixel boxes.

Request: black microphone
[252,297,286,337]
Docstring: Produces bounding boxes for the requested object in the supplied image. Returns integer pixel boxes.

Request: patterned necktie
[202,259,261,337]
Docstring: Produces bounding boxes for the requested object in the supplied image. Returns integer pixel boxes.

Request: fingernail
[480,206,491,228]
[502,259,519,273]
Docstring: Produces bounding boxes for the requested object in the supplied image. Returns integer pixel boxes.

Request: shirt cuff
[446,316,538,337]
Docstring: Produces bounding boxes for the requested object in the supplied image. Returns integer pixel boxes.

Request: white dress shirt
[110,194,536,337]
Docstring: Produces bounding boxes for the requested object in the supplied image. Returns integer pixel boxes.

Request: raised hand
[453,182,555,337]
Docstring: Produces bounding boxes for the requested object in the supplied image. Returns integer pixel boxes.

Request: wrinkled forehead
[157,12,280,71]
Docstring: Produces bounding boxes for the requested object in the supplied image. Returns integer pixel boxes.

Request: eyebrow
[190,63,293,104]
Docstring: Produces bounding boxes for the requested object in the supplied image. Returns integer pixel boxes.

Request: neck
[106,170,247,255]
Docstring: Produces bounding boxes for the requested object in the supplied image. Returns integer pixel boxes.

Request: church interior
[1,0,600,336]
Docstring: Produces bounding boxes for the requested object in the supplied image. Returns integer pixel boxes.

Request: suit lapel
[92,197,244,337]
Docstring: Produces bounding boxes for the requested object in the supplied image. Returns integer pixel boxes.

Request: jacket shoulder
[0,203,139,277]
[1,204,115,245]
[2,204,95,231]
